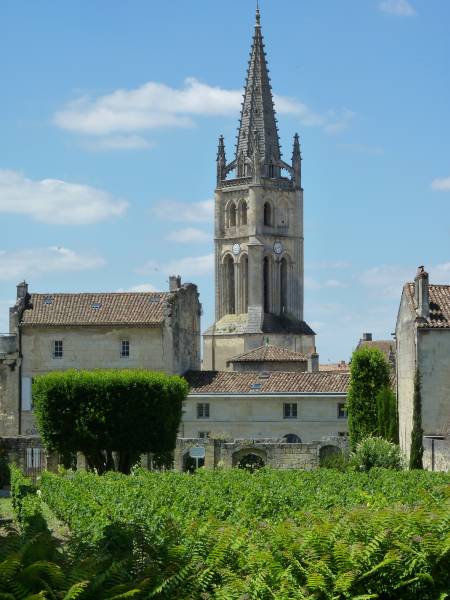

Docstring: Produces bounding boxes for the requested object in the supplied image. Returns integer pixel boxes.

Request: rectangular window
[21,377,33,411]
[197,403,210,418]
[26,447,41,469]
[337,403,347,419]
[121,340,130,358]
[53,340,63,359]
[283,403,297,419]
[198,431,210,439]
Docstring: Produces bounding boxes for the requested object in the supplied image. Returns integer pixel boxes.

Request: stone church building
[203,6,317,371]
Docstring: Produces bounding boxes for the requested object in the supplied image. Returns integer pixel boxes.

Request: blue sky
[1,0,449,362]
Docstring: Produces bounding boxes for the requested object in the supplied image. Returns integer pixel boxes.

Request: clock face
[273,241,283,255]
[232,243,241,256]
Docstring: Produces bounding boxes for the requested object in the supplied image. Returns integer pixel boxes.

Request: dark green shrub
[33,369,189,474]
[376,385,399,443]
[347,347,391,449]
[352,436,403,471]
[410,368,424,469]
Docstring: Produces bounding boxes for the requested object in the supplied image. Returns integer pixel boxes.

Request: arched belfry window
[230,203,237,228]
[264,202,272,227]
[263,256,270,314]
[280,257,288,314]
[241,254,248,313]
[241,201,248,226]
[224,255,235,314]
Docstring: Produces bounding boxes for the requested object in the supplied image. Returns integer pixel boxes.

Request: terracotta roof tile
[319,362,350,372]
[229,344,309,363]
[21,292,169,327]
[405,283,450,328]
[185,370,350,394]
[357,340,396,361]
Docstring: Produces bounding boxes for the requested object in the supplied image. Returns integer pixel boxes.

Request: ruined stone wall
[164,283,201,374]
[0,335,20,436]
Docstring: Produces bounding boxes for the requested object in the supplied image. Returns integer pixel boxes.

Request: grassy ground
[0,497,13,522]
[0,496,68,541]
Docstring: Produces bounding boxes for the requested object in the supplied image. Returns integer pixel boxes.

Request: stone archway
[319,445,341,467]
[232,447,267,472]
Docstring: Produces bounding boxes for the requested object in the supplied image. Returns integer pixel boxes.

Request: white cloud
[360,263,450,298]
[116,283,159,292]
[0,170,128,225]
[166,228,210,243]
[0,247,105,281]
[359,265,411,298]
[305,276,347,290]
[431,177,450,192]
[379,0,416,16]
[338,143,384,156]
[152,199,214,224]
[307,260,351,269]
[85,135,153,151]
[54,77,353,141]
[137,253,214,278]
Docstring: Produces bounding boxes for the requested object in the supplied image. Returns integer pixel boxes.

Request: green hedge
[33,369,189,473]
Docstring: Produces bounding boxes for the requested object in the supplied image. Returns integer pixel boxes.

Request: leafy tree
[33,369,189,474]
[376,385,399,443]
[409,368,424,469]
[347,346,391,449]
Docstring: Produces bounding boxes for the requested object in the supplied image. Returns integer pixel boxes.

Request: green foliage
[34,468,450,598]
[348,347,391,449]
[320,451,350,471]
[9,465,45,532]
[32,369,189,474]
[376,385,399,443]
[410,368,424,470]
[351,436,403,471]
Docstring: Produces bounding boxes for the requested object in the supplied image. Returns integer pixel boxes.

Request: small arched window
[264,202,272,226]
[283,434,301,444]
[229,203,237,227]
[241,202,248,226]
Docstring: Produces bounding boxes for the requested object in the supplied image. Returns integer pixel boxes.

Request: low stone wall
[175,437,346,471]
[0,436,58,480]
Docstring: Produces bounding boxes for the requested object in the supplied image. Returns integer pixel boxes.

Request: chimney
[169,275,182,292]
[362,333,372,342]
[307,352,319,373]
[16,280,28,300]
[415,266,430,319]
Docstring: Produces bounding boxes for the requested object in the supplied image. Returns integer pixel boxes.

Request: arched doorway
[283,434,301,443]
[223,255,235,314]
[319,445,341,467]
[237,453,265,472]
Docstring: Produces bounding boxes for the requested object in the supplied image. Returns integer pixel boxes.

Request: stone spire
[216,135,226,184]
[235,5,281,178]
[292,133,302,188]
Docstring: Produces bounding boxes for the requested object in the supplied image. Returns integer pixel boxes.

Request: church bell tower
[203,7,317,371]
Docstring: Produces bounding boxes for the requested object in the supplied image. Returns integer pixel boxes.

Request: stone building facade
[182,370,349,443]
[203,8,316,371]
[0,276,201,437]
[396,266,450,471]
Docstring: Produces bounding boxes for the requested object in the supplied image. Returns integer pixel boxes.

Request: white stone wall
[396,291,417,462]
[417,329,450,437]
[180,393,348,442]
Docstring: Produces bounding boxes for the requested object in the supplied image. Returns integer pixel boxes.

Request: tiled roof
[20,292,169,327]
[319,361,350,372]
[229,344,309,363]
[405,283,450,328]
[185,370,350,395]
[357,340,396,361]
